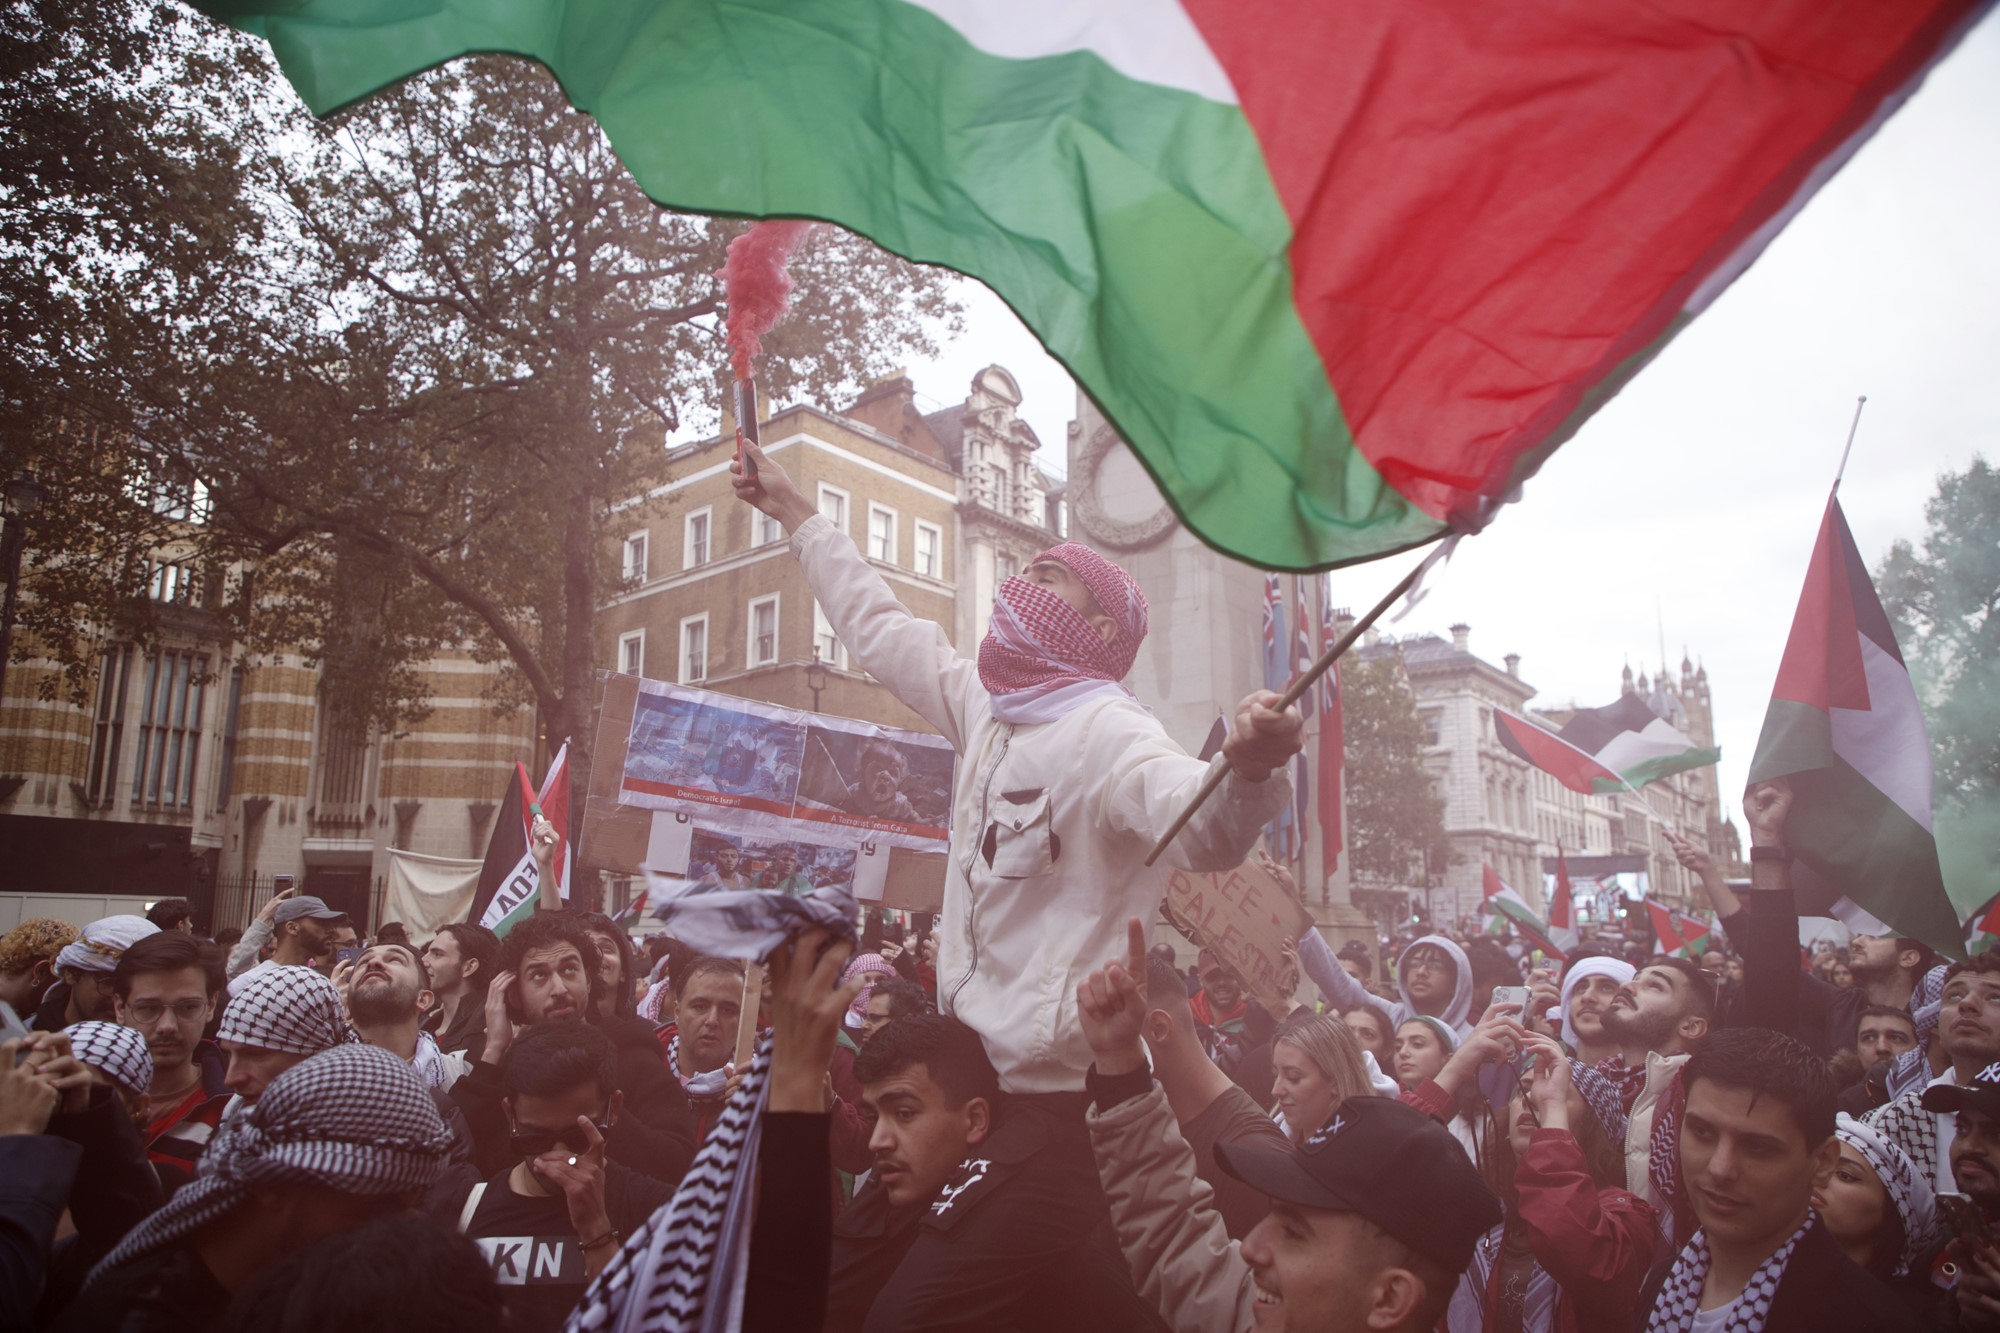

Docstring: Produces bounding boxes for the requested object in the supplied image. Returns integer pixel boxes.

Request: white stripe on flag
[901,0,1239,104]
[1830,635,1935,833]
[1592,717,1699,774]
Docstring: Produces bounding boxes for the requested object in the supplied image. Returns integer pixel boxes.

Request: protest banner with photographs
[618,679,954,853]
[579,672,952,913]
[1162,859,1313,1011]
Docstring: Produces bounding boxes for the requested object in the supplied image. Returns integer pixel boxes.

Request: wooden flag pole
[1144,558,1428,868]
[733,963,764,1067]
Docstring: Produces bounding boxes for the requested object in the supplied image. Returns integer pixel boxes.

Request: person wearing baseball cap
[226,895,355,998]
[1078,918,1500,1331]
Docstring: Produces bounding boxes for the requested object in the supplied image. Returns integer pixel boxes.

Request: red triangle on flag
[1771,498,1873,712]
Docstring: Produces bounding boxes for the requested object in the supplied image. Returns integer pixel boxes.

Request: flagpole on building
[1146,557,1427,867]
[1832,395,1867,493]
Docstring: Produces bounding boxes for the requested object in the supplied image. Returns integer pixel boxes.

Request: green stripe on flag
[200,0,1441,570]
[1585,745,1724,793]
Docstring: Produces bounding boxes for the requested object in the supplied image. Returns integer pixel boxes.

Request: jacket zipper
[946,725,1011,1013]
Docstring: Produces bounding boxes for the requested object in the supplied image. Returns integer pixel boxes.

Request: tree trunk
[558,457,603,911]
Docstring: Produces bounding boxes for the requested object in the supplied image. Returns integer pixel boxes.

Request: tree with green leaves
[1342,649,1451,891]
[1876,456,2000,912]
[5,13,959,883]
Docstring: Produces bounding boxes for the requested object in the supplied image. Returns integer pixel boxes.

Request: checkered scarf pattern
[64,1021,152,1099]
[1885,963,1951,1101]
[217,966,352,1056]
[567,1037,773,1333]
[976,545,1146,719]
[91,1044,452,1281]
[1570,1054,1689,1234]
[840,953,895,1029]
[1645,1213,1813,1333]
[1836,1112,1936,1274]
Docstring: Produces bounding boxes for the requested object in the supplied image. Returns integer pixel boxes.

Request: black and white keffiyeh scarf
[91,1043,451,1280]
[568,1037,773,1333]
[64,1021,153,1100]
[642,872,855,960]
[1645,1214,1813,1333]
[666,1033,731,1101]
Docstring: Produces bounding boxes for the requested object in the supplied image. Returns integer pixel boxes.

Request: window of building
[622,531,649,581]
[997,551,1017,583]
[86,645,134,806]
[313,707,369,818]
[748,595,779,666]
[618,629,645,678]
[813,601,846,669]
[145,558,199,606]
[1420,710,1441,746]
[817,484,849,534]
[754,511,784,547]
[914,521,942,579]
[679,615,708,684]
[867,503,897,563]
[682,508,710,570]
[131,650,207,809]
[215,666,244,809]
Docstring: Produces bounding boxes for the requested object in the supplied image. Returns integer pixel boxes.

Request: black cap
[1214,1096,1501,1274]
[1922,1061,2000,1118]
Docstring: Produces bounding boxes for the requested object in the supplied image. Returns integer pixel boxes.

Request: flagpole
[1145,557,1427,868]
[1832,395,1867,493]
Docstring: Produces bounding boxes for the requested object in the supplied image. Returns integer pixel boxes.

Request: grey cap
[273,896,347,925]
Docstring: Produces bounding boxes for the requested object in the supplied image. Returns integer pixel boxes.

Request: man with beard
[1867,952,2000,1199]
[1556,952,1636,1068]
[226,896,355,996]
[843,738,921,823]
[1840,1005,1922,1116]
[110,933,230,1192]
[694,842,750,891]
[1577,955,1715,1239]
[453,913,695,1186]
[1926,1064,2000,1326]
[346,941,465,1091]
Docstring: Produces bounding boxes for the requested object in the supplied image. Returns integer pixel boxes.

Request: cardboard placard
[1163,860,1313,1009]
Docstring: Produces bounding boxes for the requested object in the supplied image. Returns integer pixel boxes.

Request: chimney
[1450,623,1470,653]
[1503,653,1521,678]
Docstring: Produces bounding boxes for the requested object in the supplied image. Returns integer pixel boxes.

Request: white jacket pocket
[982,788,1058,879]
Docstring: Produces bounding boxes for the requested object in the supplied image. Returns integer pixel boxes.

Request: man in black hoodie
[450,913,696,1186]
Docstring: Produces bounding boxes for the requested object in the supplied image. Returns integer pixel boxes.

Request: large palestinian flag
[1645,901,1715,958]
[1748,498,1957,954]
[469,745,572,938]
[191,0,1987,571]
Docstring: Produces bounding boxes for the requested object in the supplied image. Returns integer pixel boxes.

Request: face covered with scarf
[977,543,1148,724]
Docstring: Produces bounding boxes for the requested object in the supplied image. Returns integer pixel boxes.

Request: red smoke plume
[722,220,816,381]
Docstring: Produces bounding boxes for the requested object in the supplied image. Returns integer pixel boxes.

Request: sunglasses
[508,1118,612,1159]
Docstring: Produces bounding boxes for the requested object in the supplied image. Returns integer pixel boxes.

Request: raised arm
[734,439,974,745]
[1099,694,1296,872]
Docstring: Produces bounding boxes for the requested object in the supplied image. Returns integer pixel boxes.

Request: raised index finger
[1125,917,1147,976]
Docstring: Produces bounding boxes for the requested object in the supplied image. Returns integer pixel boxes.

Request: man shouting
[733,440,1301,1095]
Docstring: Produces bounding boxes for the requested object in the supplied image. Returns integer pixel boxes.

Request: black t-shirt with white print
[458,1160,673,1333]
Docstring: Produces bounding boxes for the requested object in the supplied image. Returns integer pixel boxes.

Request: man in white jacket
[733,438,1302,1096]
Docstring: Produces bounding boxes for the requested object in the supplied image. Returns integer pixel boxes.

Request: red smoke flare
[722,220,816,382]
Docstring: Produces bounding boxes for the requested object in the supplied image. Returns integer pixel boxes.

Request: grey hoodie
[1394,934,1475,1038]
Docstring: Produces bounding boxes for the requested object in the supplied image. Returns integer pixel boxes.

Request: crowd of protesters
[0,776,1990,1331]
[0,432,1990,1331]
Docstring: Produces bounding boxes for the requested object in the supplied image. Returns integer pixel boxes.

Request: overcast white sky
[906,17,2000,822]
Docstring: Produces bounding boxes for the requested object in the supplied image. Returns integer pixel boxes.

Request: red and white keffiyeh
[977,542,1148,724]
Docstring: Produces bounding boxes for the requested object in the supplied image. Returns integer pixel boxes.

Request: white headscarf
[54,915,158,975]
[1834,1111,1936,1276]
[1559,956,1636,1049]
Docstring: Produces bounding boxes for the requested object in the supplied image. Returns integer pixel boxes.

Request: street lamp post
[0,470,50,705]
[805,645,829,713]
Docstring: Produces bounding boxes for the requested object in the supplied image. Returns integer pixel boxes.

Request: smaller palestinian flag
[1548,846,1580,956]
[1496,695,1720,796]
[1748,496,1956,955]
[469,744,572,938]
[1965,891,2000,958]
[1646,900,1714,958]
[1482,866,1568,962]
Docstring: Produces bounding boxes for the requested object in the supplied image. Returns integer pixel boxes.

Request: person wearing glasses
[108,932,230,1192]
[442,1019,673,1333]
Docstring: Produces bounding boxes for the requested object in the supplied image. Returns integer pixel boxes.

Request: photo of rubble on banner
[617,678,953,854]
